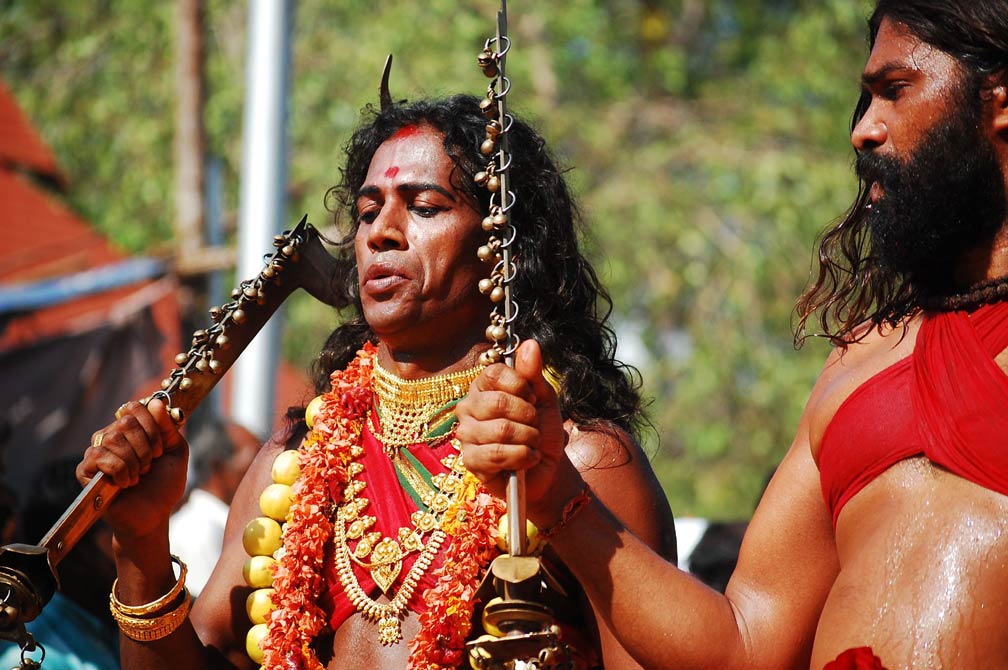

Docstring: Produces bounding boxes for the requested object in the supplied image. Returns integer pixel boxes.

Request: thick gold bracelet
[110,588,192,642]
[539,483,592,540]
[110,555,187,617]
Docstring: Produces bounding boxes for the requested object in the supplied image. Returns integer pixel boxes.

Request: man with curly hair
[78,96,675,669]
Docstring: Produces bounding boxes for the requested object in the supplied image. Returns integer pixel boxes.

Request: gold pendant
[377,615,402,645]
[371,538,404,593]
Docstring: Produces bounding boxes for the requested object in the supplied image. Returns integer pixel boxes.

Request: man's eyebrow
[355,182,457,202]
[861,61,917,87]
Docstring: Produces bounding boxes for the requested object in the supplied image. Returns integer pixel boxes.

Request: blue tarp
[0,257,166,315]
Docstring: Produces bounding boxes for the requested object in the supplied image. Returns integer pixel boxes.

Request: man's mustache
[855,151,902,187]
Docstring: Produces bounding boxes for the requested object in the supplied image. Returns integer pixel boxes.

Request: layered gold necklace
[335,446,468,645]
[335,360,483,645]
[371,360,484,454]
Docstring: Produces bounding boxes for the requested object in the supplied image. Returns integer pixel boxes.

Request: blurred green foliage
[0,0,873,518]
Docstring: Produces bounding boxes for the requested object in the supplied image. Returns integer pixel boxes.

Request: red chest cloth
[823,646,888,670]
[819,302,1008,526]
[317,418,457,631]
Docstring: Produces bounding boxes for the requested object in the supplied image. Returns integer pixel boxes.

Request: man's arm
[457,340,839,669]
[78,400,296,670]
[563,424,677,669]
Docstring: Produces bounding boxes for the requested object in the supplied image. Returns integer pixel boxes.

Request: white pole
[231,0,294,439]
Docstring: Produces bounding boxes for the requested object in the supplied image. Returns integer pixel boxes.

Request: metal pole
[231,0,294,438]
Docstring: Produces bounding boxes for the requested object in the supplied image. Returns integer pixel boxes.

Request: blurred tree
[0,0,873,518]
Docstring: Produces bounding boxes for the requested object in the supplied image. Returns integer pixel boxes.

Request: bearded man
[77,96,675,670]
[457,2,1008,668]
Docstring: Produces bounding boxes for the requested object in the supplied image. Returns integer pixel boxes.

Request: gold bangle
[110,588,191,642]
[110,554,188,617]
[539,483,592,540]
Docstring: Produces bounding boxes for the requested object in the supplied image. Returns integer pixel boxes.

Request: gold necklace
[335,437,469,645]
[371,360,484,453]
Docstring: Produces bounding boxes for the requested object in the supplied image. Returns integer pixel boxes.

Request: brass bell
[477,245,496,262]
[215,334,230,349]
[486,347,502,363]
[169,407,184,423]
[480,97,498,119]
[485,121,501,138]
[208,360,222,374]
[489,325,507,341]
[174,352,188,366]
[492,212,508,227]
[481,216,496,232]
[490,286,505,303]
[486,176,500,192]
[478,278,494,295]
[195,359,208,372]
[179,377,193,391]
[232,308,247,324]
[161,378,172,390]
[209,306,222,321]
[480,139,496,155]
[273,234,287,247]
[475,171,489,186]
[243,286,258,299]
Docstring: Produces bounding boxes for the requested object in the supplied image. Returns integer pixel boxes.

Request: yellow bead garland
[241,444,300,667]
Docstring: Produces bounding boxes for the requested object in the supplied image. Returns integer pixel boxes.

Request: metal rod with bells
[469,3,574,668]
[0,216,345,663]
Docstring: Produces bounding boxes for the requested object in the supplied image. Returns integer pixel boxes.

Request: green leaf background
[1,0,874,519]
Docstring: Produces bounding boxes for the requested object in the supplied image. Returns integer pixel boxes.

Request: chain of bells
[468,31,584,670]
[474,37,519,367]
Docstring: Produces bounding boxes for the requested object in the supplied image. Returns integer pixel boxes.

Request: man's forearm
[545,496,750,669]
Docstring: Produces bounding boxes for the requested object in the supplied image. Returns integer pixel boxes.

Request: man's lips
[361,262,409,292]
[867,181,884,209]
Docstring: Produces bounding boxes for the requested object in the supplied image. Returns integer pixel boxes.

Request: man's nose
[367,205,407,251]
[851,105,888,153]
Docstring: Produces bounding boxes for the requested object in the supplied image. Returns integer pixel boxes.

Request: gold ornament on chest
[371,360,484,454]
[334,430,472,645]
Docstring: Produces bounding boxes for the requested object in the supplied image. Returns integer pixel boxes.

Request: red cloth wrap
[819,302,1008,525]
[318,415,456,630]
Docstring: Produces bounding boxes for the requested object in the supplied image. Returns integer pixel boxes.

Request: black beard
[855,105,1006,291]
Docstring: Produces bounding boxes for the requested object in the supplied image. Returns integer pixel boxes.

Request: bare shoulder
[806,317,922,454]
[564,421,676,560]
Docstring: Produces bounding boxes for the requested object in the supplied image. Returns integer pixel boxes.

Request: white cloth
[169,488,230,597]
[673,516,709,572]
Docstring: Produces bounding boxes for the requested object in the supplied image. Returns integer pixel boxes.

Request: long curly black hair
[794,0,1008,347]
[307,95,644,439]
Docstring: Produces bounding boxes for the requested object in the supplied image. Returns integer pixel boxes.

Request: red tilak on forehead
[384,166,400,178]
[391,124,421,140]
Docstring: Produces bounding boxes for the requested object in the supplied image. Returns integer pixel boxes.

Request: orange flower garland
[408,481,505,669]
[254,343,503,670]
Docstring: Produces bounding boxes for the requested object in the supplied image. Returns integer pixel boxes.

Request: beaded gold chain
[335,440,469,645]
[371,360,484,453]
